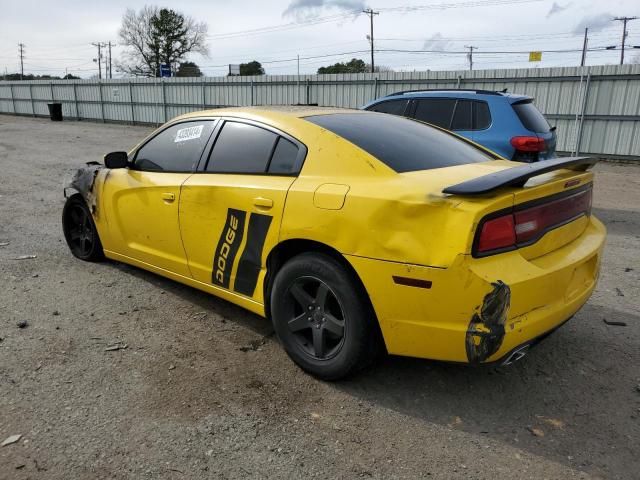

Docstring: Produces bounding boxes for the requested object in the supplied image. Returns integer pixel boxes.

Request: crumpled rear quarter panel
[345,215,605,363]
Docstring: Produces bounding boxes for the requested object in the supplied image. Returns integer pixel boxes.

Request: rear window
[451,100,472,130]
[512,101,550,133]
[365,99,409,116]
[413,98,456,128]
[268,137,300,174]
[474,101,491,130]
[206,121,277,173]
[305,112,493,173]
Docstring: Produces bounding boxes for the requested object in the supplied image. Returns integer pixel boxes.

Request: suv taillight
[510,136,545,152]
[474,186,593,257]
[511,136,545,162]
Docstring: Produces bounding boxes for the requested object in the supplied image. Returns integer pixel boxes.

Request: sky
[0,0,638,78]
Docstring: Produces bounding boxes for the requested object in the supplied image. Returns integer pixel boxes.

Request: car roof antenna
[501,88,508,93]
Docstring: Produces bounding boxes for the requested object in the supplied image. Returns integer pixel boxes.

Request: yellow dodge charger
[62,106,605,379]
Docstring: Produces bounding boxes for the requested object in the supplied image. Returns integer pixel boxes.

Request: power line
[613,16,638,65]
[207,12,360,40]
[199,45,624,71]
[378,0,542,14]
[206,0,542,41]
[363,8,379,73]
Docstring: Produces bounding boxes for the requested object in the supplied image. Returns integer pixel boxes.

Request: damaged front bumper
[345,215,606,364]
[64,162,104,212]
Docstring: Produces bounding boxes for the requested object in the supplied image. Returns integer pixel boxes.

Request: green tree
[239,61,265,76]
[1,73,62,80]
[317,58,367,74]
[176,61,203,77]
[117,6,209,77]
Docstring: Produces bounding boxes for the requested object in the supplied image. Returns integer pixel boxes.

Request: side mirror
[104,151,128,169]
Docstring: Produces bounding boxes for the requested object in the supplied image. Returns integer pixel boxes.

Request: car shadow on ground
[110,260,274,339]
[102,259,638,478]
[337,302,640,477]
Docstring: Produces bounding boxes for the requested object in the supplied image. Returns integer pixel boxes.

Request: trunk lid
[438,157,596,259]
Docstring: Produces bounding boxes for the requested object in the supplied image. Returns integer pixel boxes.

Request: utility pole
[363,8,379,73]
[108,41,114,79]
[465,45,477,71]
[613,16,638,65]
[581,28,588,66]
[18,43,25,80]
[297,54,300,77]
[92,42,106,79]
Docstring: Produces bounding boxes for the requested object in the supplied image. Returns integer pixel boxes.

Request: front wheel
[270,252,380,380]
[62,195,104,261]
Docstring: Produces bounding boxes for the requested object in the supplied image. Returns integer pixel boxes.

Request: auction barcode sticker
[175,125,204,143]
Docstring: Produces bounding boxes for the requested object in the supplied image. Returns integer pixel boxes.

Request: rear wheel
[62,196,104,261]
[271,252,379,380]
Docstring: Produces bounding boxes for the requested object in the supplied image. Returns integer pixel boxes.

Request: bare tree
[117,6,209,77]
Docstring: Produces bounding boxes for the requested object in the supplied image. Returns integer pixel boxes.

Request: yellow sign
[529,51,542,62]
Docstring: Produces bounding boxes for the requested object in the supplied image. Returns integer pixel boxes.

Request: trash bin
[47,103,63,121]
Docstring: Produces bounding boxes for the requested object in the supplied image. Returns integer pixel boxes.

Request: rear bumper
[346,215,606,364]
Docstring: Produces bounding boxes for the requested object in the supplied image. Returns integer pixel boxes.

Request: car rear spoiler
[442,156,598,196]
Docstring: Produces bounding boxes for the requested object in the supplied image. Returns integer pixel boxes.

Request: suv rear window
[305,112,493,173]
[366,99,408,116]
[413,98,456,128]
[512,101,550,133]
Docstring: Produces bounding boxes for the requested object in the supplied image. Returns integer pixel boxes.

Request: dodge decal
[212,208,246,288]
[234,213,273,297]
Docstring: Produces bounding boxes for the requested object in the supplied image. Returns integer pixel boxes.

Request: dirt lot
[0,115,638,480]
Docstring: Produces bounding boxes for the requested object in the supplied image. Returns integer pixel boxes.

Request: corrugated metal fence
[1,64,639,158]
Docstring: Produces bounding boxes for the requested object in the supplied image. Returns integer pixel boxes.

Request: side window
[134,121,215,172]
[413,99,456,129]
[366,99,409,116]
[268,137,301,174]
[451,100,472,130]
[206,121,278,173]
[473,101,491,130]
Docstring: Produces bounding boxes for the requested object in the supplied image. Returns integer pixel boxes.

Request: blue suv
[362,89,556,162]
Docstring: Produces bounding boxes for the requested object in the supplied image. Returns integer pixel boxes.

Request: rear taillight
[477,215,516,253]
[510,136,545,152]
[475,186,592,257]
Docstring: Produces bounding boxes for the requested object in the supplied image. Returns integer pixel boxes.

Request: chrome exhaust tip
[502,344,530,366]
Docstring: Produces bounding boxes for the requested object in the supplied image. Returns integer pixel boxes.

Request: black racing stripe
[233,213,273,297]
[212,208,246,288]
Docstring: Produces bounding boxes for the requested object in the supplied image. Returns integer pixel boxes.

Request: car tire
[62,195,104,262]
[270,252,380,380]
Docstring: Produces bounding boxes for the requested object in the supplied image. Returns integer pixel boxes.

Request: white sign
[174,125,204,143]
[112,88,120,98]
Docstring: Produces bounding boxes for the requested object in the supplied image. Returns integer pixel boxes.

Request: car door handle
[161,192,176,203]
[253,197,273,209]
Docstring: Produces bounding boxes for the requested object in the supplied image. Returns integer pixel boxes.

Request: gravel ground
[0,115,639,480]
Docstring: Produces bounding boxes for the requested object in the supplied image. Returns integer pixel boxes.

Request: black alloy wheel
[286,276,346,360]
[62,196,104,261]
[271,252,381,380]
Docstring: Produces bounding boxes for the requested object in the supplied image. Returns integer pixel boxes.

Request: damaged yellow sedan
[62,107,605,379]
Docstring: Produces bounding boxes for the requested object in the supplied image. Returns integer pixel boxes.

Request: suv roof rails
[386,88,505,97]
